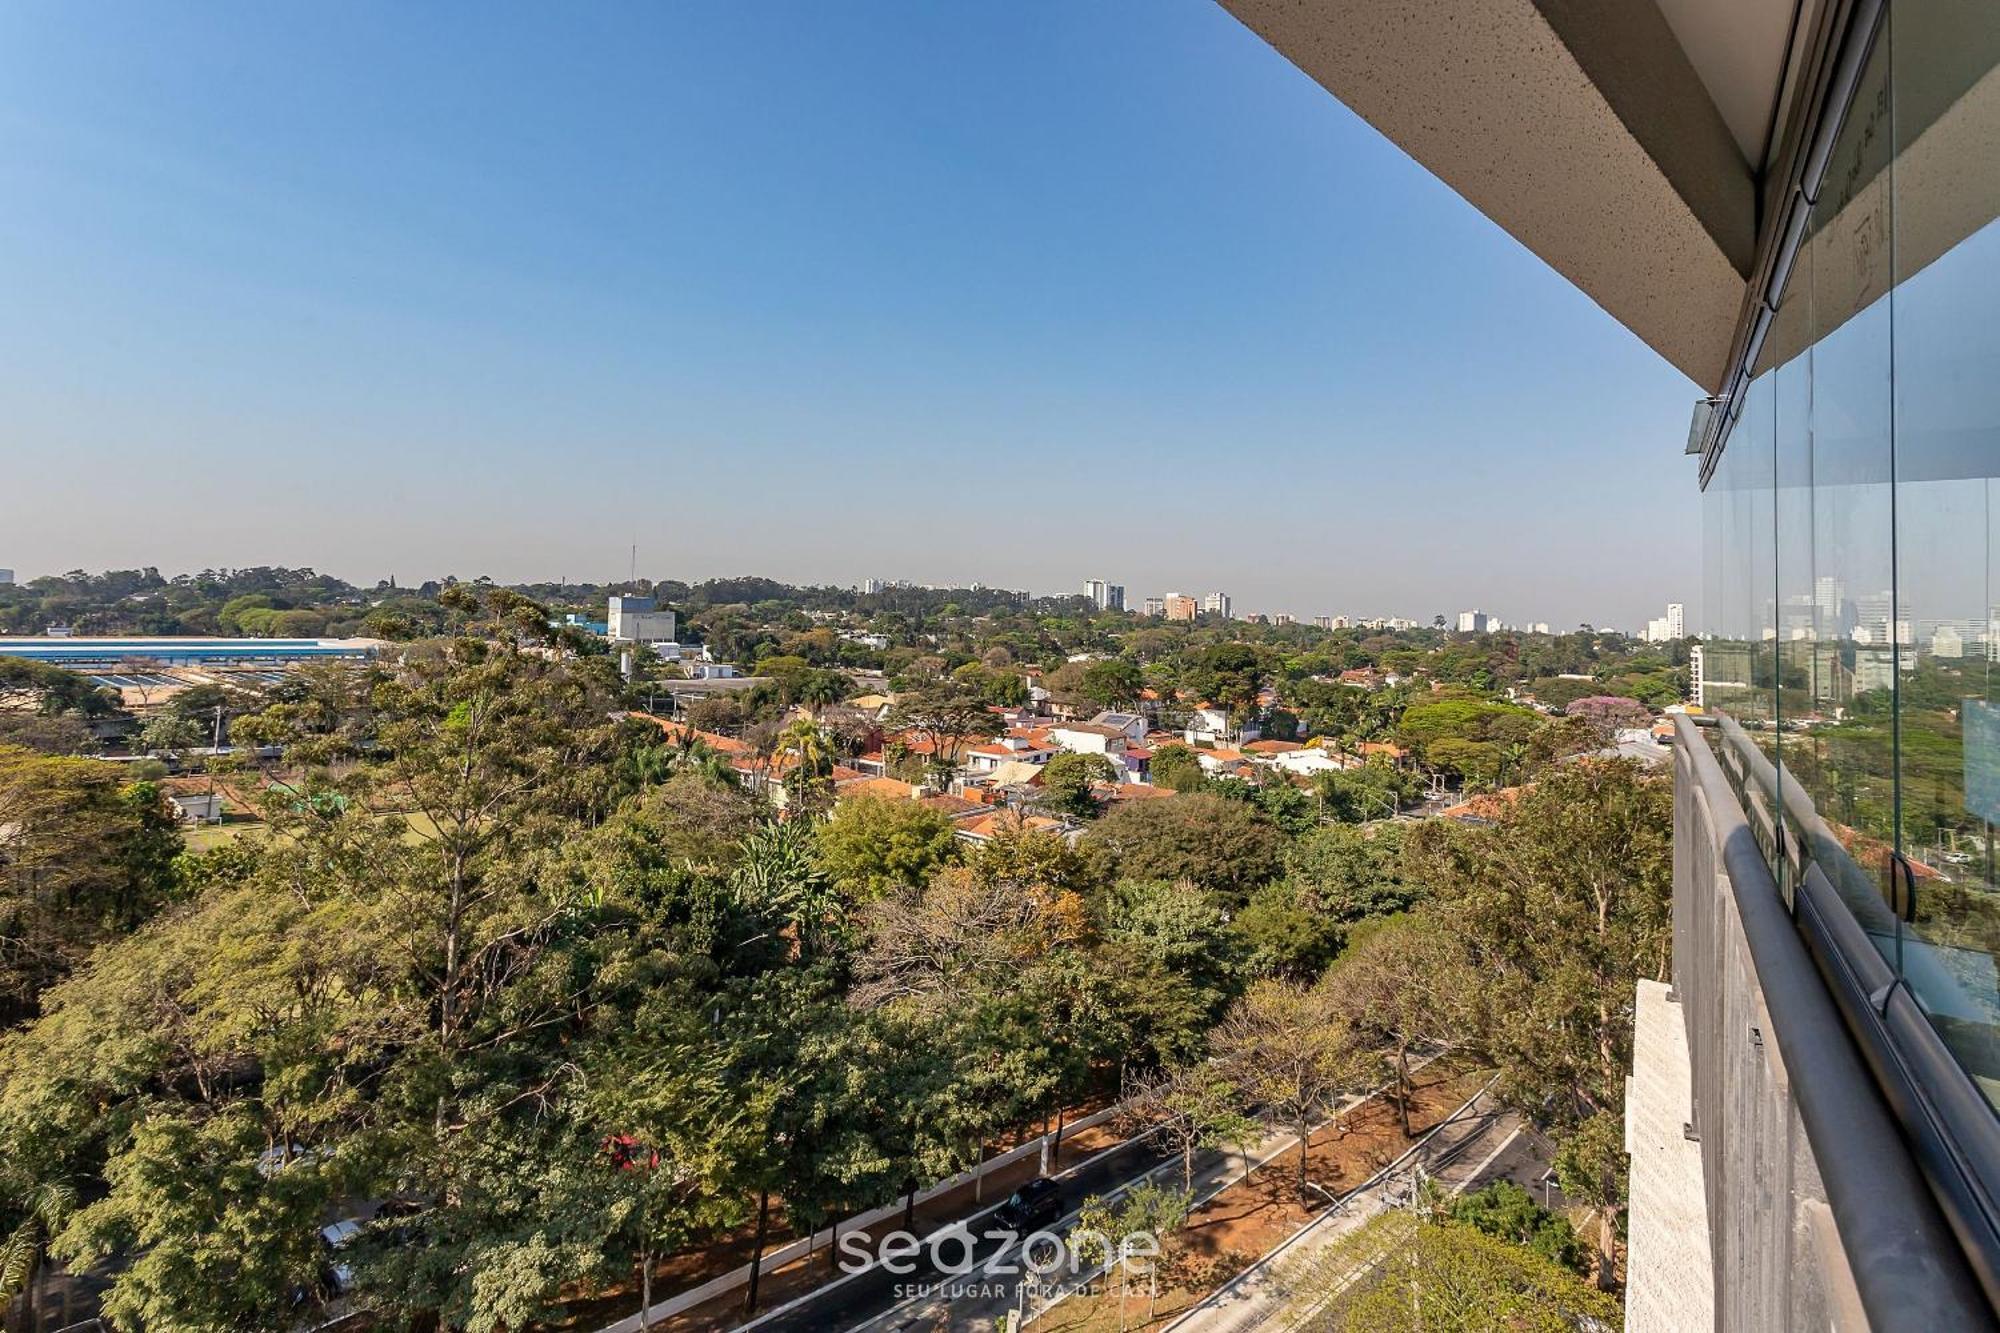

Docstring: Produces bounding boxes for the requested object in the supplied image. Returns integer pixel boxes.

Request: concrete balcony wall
[1669,725,1858,1327]
[1666,715,1988,1329]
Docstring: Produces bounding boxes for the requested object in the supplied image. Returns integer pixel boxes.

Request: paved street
[1165,1089,1543,1333]
[743,1131,1179,1333]
[836,1072,1469,1333]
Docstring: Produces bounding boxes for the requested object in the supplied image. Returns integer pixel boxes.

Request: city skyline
[0,555,1676,635]
[0,1,1698,631]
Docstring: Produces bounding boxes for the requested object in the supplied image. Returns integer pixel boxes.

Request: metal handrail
[1675,713,1991,1322]
[1702,714,2000,1306]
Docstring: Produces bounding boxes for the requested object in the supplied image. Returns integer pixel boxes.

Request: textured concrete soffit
[1218,0,1756,392]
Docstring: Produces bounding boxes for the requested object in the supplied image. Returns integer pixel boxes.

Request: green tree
[1214,978,1357,1189]
[1553,1109,1629,1290]
[1085,793,1285,900]
[138,712,205,766]
[0,748,183,1022]
[886,682,1001,790]
[1286,823,1416,921]
[1039,752,1117,818]
[0,657,117,717]
[1445,1180,1588,1274]
[816,795,962,900]
[1233,879,1345,980]
[1404,759,1671,1125]
[1148,742,1207,794]
[1079,658,1145,709]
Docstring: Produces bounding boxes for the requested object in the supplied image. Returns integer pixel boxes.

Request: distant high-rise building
[1689,643,1705,707]
[1528,622,1551,635]
[1274,613,1294,625]
[1456,609,1490,633]
[1314,615,1334,630]
[0,568,12,586]
[1082,579,1125,612]
[1143,596,1166,617]
[1852,591,1911,647]
[1163,593,1199,622]
[1203,592,1232,619]
[1645,601,1688,643]
[862,579,885,594]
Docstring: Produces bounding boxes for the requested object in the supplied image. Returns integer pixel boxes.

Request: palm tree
[1,1179,77,1324]
[773,716,836,812]
[731,820,843,958]
[794,671,848,710]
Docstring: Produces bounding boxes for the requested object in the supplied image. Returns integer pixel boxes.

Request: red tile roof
[839,776,916,801]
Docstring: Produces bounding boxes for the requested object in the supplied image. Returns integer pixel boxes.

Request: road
[741,1131,1179,1333]
[830,1073,1468,1333]
[1164,1089,1544,1333]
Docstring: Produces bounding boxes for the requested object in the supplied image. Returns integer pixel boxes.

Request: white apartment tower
[1083,579,1125,612]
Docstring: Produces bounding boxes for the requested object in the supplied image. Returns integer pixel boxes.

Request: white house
[1049,722,1130,758]
[1185,706,1260,747]
[964,734,1057,774]
[1088,711,1149,742]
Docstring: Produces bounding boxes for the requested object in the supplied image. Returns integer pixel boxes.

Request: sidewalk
[854,1059,1478,1333]
[1164,1089,1522,1333]
[570,1110,1128,1332]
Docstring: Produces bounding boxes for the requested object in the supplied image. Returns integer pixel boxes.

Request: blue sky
[0,1,1700,629]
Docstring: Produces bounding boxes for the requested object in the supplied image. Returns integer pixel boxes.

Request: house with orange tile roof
[1440,784,1530,823]
[836,775,918,803]
[1194,747,1250,776]
[637,712,754,756]
[955,809,1073,845]
[918,792,988,820]
[1100,781,1174,806]
[963,733,1057,776]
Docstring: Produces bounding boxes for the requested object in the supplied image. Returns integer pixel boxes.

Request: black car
[994,1177,1064,1232]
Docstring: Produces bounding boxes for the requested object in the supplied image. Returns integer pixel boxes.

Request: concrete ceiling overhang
[1217,0,1793,393]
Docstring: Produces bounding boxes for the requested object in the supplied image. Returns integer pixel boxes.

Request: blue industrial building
[0,637,379,670]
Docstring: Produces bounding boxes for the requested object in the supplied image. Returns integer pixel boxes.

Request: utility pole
[207,704,224,808]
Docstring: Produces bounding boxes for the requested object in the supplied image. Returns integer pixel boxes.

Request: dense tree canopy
[0,571,1681,1329]
[1085,793,1287,900]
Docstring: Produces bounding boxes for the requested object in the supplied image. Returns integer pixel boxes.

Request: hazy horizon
[0,0,1702,630]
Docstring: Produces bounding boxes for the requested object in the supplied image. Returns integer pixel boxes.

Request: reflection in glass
[1700,0,2000,1104]
[1891,0,2000,1095]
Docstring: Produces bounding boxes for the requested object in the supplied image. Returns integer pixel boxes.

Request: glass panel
[1891,0,2000,1098]
[1787,30,1902,949]
[1702,375,1776,738]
